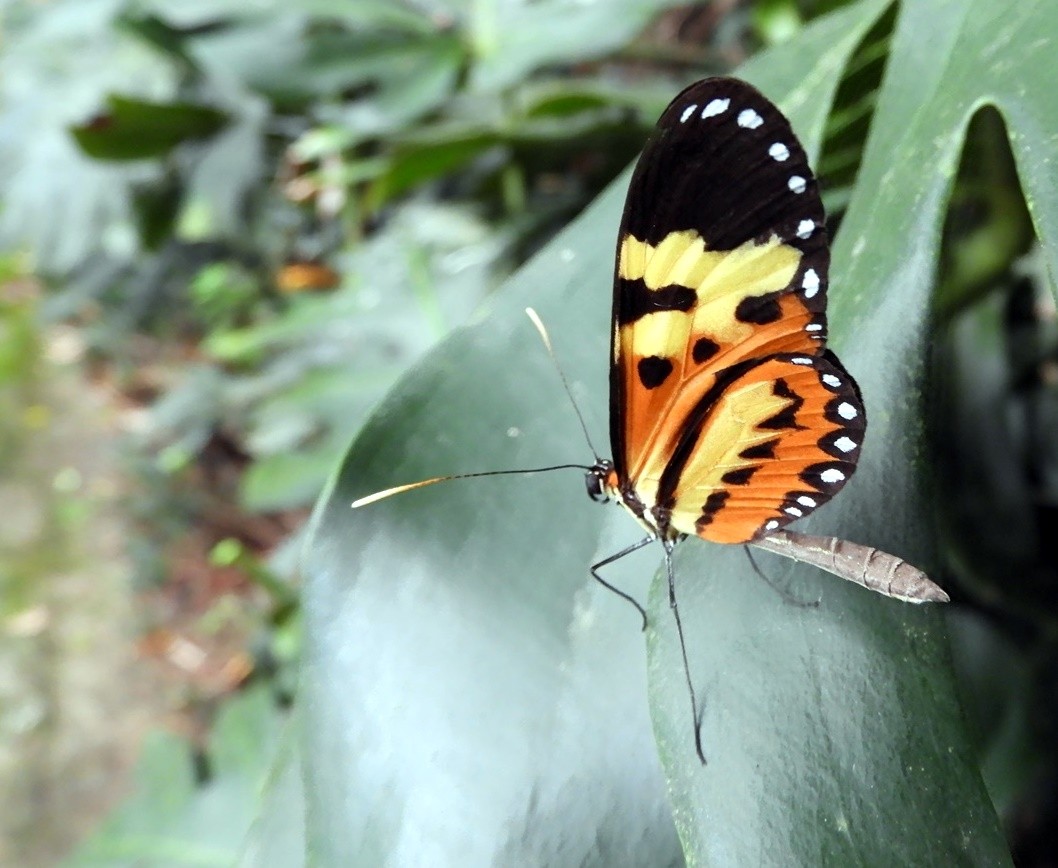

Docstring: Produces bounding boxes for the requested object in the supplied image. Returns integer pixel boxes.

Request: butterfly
[354,76,948,764]
[589,78,953,578]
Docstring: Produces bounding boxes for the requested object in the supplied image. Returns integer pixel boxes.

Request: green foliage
[69,95,229,162]
[2,0,691,274]
[0,266,40,389]
[66,688,291,868]
[751,0,804,45]
[190,263,260,329]
[2,0,693,520]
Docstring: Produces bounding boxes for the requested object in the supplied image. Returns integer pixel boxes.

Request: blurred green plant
[66,688,292,868]
[189,263,259,331]
[3,0,705,528]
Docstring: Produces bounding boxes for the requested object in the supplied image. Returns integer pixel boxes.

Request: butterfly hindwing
[611,77,861,544]
[663,352,865,543]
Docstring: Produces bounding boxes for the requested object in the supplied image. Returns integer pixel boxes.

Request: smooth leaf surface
[302,0,1022,863]
[303,192,682,865]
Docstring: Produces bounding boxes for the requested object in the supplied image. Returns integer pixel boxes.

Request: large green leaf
[300,0,1035,862]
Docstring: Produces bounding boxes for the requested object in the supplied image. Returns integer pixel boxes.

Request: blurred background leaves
[1,0,1056,865]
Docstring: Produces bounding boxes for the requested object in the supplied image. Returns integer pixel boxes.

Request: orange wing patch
[665,353,865,544]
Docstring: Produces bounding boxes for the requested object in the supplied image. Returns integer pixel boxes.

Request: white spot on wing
[788,175,807,194]
[701,98,730,119]
[820,468,846,484]
[837,402,858,420]
[765,519,780,531]
[806,323,823,332]
[791,356,813,365]
[680,104,697,123]
[834,436,858,453]
[737,108,763,129]
[802,268,820,298]
[822,373,841,388]
[796,219,815,239]
[797,495,817,508]
[769,142,790,161]
[784,506,803,517]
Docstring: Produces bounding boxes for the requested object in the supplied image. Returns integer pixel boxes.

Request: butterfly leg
[589,535,656,631]
[663,539,707,765]
[743,546,820,609]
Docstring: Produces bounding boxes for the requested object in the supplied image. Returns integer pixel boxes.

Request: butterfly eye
[585,464,611,503]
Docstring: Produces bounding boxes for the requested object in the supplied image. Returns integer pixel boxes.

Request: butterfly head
[584,459,618,503]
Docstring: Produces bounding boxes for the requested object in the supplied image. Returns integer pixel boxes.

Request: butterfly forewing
[611,77,861,543]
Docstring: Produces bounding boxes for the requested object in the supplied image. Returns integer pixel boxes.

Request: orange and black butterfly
[354,76,947,763]
[592,75,861,545]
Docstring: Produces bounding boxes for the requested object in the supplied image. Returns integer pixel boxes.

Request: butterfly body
[600,77,866,548]
[585,457,677,541]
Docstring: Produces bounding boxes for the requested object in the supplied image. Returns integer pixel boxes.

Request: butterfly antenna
[352,464,591,508]
[664,539,706,765]
[525,307,602,461]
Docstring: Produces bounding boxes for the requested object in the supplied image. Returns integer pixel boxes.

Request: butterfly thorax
[585,459,679,541]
